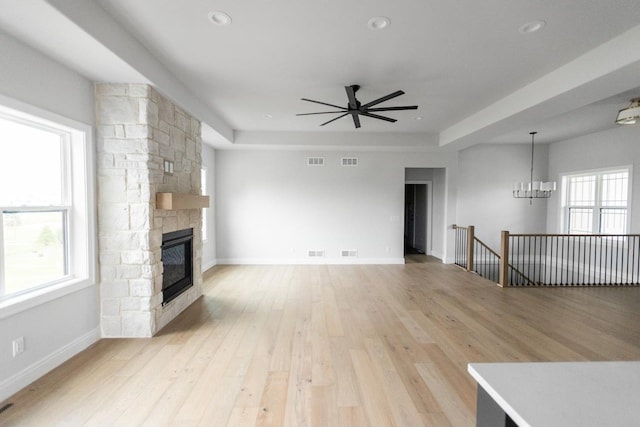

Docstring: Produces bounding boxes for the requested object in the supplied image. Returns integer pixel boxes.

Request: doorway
[404,181,432,256]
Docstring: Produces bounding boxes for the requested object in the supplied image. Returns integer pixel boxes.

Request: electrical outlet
[12,337,24,357]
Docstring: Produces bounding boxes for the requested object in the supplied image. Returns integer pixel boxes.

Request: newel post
[499,230,510,287]
[466,225,475,272]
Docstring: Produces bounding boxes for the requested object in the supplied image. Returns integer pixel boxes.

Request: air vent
[308,250,325,257]
[307,157,325,166]
[341,157,358,166]
[341,250,358,257]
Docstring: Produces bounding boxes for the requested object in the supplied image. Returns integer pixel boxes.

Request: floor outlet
[12,337,24,357]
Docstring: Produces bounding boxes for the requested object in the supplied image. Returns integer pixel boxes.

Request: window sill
[0,277,96,319]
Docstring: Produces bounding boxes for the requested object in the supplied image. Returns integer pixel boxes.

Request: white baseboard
[428,252,455,264]
[202,258,217,272]
[0,327,101,402]
[216,258,405,265]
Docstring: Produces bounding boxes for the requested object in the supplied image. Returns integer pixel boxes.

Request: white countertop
[468,361,640,427]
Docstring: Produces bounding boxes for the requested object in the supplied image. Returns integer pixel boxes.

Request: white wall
[546,125,640,233]
[432,168,448,259]
[215,149,458,264]
[0,30,95,125]
[0,31,98,401]
[405,168,434,181]
[457,143,549,250]
[201,144,217,270]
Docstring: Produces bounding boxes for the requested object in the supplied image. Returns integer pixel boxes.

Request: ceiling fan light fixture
[208,11,232,26]
[367,16,390,31]
[297,85,418,129]
[615,98,640,125]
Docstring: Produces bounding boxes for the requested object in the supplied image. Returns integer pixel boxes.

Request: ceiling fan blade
[296,111,347,116]
[320,113,349,126]
[345,85,359,110]
[301,98,347,110]
[359,111,397,123]
[365,105,418,112]
[361,90,405,109]
[351,112,361,129]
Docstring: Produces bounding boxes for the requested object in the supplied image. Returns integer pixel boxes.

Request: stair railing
[453,225,511,285]
[454,226,640,286]
[501,231,640,286]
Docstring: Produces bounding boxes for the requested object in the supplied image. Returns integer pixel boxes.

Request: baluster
[615,235,619,284]
[600,235,605,285]
[571,235,576,285]
[618,235,622,284]
[537,235,542,285]
[636,236,639,284]
[631,236,640,284]
[516,237,519,285]
[547,235,552,285]
[588,236,593,284]
[604,235,607,285]
[578,236,583,285]
[625,236,630,285]
[554,235,558,285]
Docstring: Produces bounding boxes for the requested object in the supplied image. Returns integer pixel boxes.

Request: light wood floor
[2,262,640,426]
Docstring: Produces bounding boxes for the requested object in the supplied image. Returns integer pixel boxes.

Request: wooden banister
[508,233,640,237]
[466,225,475,272]
[499,230,509,287]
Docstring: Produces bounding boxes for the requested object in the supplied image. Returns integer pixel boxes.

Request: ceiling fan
[296,85,418,129]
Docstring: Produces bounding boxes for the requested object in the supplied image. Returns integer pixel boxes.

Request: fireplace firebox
[161,228,193,305]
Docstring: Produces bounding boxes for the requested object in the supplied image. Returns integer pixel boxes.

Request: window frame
[560,165,633,235]
[0,94,96,318]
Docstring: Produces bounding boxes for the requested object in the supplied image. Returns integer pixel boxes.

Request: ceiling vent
[340,250,358,257]
[308,250,325,257]
[307,157,325,166]
[341,157,358,166]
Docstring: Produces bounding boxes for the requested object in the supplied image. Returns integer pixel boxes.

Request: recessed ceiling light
[208,11,232,26]
[264,114,273,119]
[519,20,546,34]
[367,16,390,31]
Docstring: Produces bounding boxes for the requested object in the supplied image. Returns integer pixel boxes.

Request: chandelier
[513,131,556,203]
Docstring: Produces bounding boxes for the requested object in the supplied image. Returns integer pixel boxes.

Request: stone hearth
[96,83,203,337]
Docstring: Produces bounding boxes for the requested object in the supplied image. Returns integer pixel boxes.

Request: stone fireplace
[96,83,203,337]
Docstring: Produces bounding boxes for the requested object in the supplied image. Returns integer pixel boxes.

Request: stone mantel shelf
[156,192,209,210]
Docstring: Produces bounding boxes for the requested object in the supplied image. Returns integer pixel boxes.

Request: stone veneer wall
[96,83,203,337]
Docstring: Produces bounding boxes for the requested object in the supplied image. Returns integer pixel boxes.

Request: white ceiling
[1,0,640,149]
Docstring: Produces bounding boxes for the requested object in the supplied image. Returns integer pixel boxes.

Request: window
[562,167,631,234]
[0,98,94,305]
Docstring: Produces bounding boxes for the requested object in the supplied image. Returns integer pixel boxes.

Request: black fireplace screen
[161,228,193,305]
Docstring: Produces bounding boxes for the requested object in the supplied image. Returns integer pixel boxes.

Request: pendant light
[513,132,556,204]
